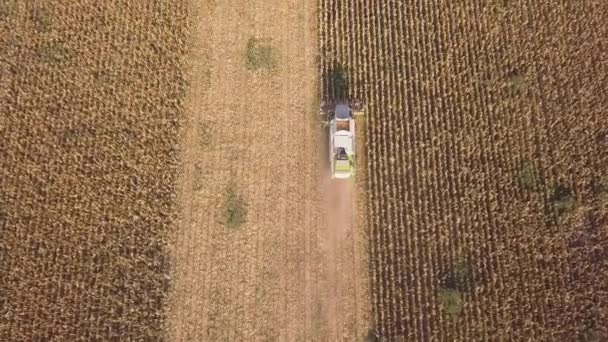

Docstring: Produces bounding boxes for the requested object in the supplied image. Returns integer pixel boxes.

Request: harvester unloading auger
[320,100,365,179]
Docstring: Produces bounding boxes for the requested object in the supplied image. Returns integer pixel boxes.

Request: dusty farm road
[167,0,370,341]
[321,178,355,339]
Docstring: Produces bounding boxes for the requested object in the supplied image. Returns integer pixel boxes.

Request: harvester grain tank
[321,101,365,179]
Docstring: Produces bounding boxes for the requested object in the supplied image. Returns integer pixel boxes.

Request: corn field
[0,1,188,340]
[320,0,608,340]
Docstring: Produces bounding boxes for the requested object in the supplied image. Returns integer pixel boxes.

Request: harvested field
[320,0,608,340]
[0,1,188,340]
[168,0,370,341]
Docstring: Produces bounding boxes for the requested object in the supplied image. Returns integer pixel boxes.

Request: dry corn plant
[0,1,190,340]
[319,0,608,340]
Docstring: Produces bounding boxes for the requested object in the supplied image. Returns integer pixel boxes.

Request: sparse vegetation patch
[438,288,463,317]
[223,182,247,229]
[550,183,575,214]
[245,37,277,71]
[509,70,525,91]
[515,160,543,191]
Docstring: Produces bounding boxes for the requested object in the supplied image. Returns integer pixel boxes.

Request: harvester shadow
[323,62,349,103]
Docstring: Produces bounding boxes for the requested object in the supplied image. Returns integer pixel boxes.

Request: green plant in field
[37,41,69,64]
[245,38,276,71]
[452,259,472,288]
[550,183,574,213]
[442,257,473,293]
[223,182,247,229]
[509,70,525,90]
[438,287,463,317]
[329,65,348,99]
[514,160,543,191]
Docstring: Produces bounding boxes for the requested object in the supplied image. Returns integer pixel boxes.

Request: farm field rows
[320,0,608,340]
[3,0,606,340]
[0,1,188,340]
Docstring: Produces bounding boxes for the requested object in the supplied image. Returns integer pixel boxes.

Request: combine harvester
[320,101,365,179]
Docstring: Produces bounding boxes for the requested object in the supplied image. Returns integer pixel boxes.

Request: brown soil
[320,179,355,338]
[167,0,370,341]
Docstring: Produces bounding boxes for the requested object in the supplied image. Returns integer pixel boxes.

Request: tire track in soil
[168,1,216,340]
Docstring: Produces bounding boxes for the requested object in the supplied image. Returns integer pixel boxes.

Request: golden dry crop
[2,0,606,340]
[0,1,188,340]
[320,0,608,340]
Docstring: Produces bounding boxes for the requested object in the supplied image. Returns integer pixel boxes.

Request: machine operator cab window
[334,146,353,176]
[336,147,348,161]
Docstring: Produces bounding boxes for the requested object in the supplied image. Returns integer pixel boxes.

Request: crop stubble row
[167,0,335,340]
[320,0,607,340]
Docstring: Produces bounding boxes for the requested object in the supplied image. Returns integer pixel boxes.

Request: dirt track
[167,1,370,340]
[321,179,354,339]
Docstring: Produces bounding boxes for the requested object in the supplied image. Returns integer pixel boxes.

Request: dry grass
[0,1,188,340]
